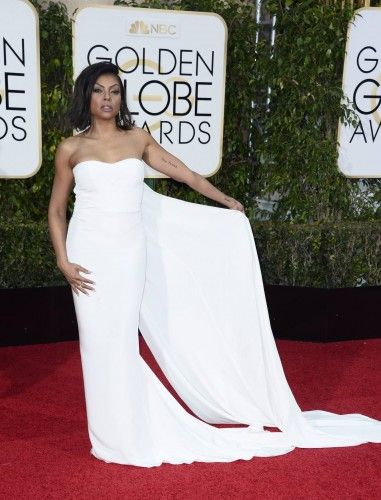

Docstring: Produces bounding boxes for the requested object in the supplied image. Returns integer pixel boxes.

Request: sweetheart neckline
[72,157,143,172]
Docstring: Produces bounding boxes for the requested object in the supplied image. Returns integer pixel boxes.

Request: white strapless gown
[65,158,381,467]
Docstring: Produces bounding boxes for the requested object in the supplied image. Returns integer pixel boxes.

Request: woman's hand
[223,196,245,213]
[59,261,95,296]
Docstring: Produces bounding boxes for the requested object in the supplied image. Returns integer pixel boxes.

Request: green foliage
[0,0,380,288]
[0,216,63,288]
[1,217,379,288]
[252,0,380,222]
[253,220,381,287]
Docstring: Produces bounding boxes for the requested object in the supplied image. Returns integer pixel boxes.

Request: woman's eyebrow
[93,83,120,89]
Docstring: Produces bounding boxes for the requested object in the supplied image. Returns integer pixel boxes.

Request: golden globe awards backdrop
[0,0,41,178]
[338,7,381,178]
[73,6,227,178]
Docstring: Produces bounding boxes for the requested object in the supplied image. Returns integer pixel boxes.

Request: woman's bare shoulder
[55,135,84,164]
[130,126,153,144]
[57,135,82,152]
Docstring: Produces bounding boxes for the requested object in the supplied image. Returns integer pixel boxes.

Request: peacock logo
[129,20,150,35]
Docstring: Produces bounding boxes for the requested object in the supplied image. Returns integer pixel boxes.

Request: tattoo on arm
[161,156,179,169]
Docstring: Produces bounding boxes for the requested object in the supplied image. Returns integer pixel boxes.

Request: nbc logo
[128,20,177,37]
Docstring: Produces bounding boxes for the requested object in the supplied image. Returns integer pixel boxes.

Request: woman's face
[90,73,122,122]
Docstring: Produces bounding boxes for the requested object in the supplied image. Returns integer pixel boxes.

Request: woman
[48,62,380,467]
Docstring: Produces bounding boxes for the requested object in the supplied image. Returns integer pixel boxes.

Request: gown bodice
[72,158,145,214]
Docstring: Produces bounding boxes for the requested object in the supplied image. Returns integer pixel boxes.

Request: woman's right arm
[48,141,95,295]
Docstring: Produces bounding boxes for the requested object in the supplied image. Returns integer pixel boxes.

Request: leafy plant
[252,0,380,223]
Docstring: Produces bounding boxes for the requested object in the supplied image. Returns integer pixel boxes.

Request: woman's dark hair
[68,62,135,131]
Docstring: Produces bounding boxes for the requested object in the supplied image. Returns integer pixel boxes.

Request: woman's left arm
[141,130,245,213]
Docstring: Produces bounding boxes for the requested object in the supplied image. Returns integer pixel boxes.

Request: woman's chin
[95,112,118,121]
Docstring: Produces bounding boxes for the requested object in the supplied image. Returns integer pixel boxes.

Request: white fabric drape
[139,182,381,449]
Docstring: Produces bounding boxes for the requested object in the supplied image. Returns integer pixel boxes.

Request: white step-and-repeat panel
[73,6,227,178]
[338,7,381,177]
[0,0,41,178]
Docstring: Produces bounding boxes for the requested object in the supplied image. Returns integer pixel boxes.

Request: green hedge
[0,0,380,288]
[1,217,380,288]
[253,220,381,287]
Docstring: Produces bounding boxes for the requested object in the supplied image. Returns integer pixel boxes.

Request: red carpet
[0,338,380,499]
